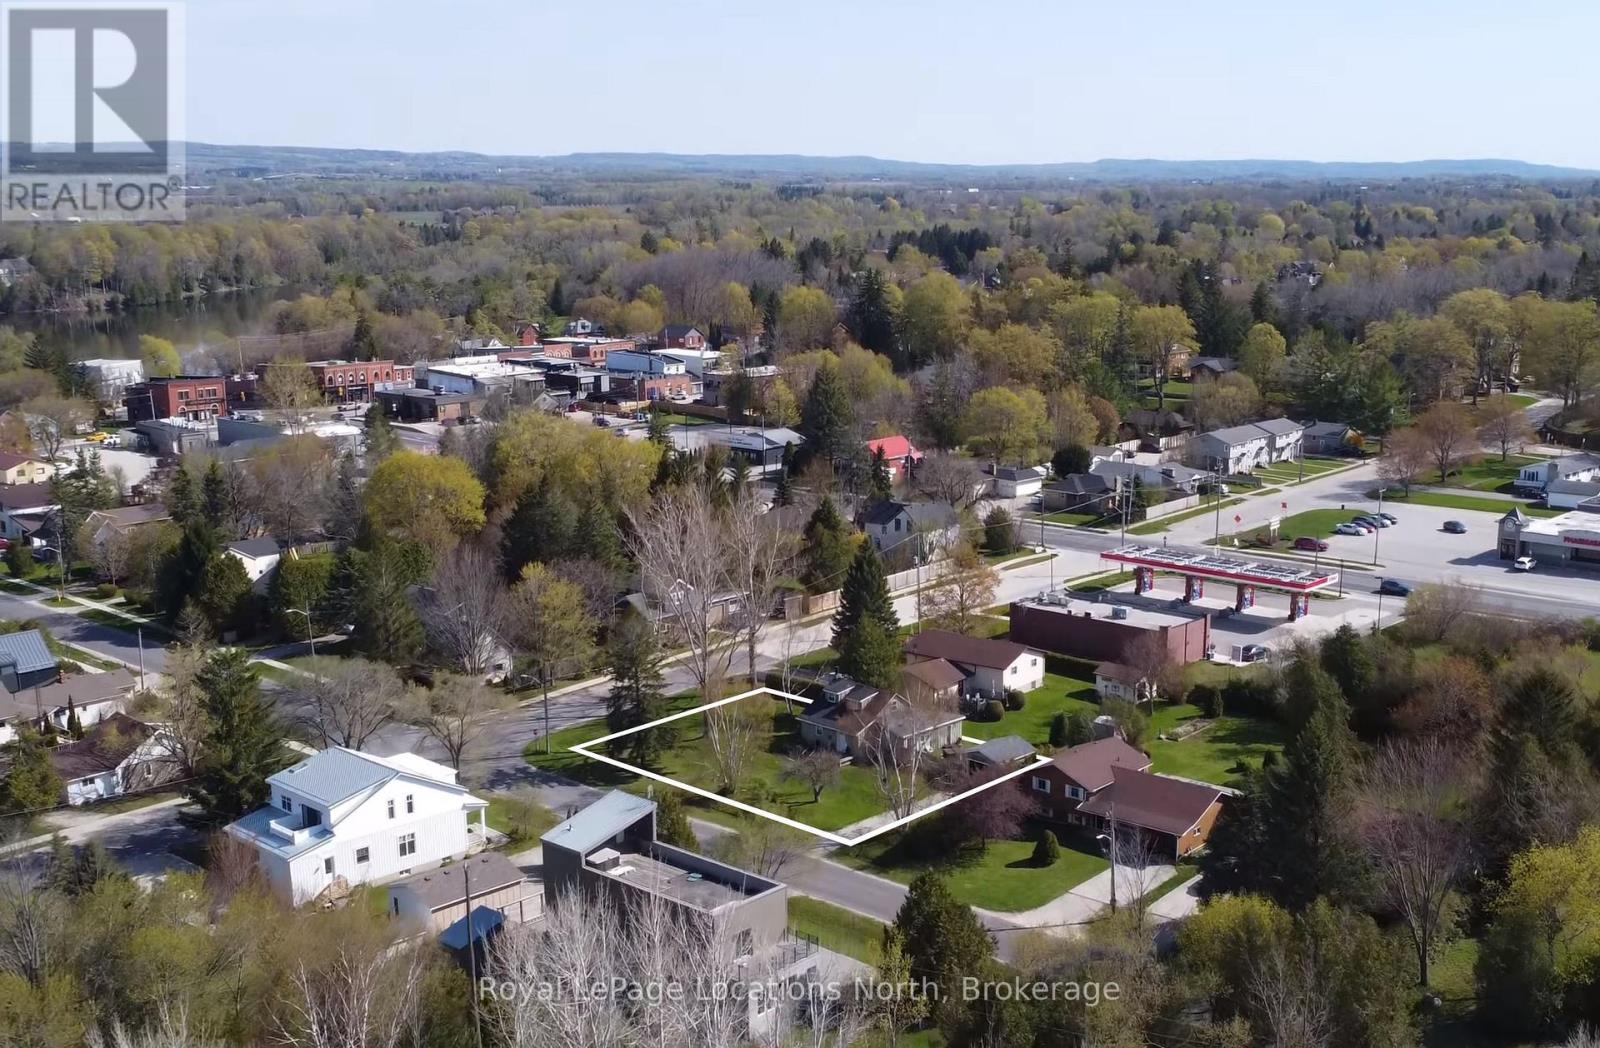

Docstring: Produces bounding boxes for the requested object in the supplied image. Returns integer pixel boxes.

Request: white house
[903,629,1046,697]
[1514,455,1600,496]
[48,712,178,806]
[989,465,1049,499]
[1093,662,1154,704]
[1190,419,1304,474]
[226,748,490,906]
[225,537,282,590]
[858,500,961,561]
[75,358,146,403]
[1545,479,1600,510]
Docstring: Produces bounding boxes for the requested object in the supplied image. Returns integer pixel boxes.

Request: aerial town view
[1,1,1599,1046]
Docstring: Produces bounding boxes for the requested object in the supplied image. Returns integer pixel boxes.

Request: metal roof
[968,735,1036,766]
[0,629,57,676]
[227,805,333,859]
[1100,544,1338,593]
[226,536,281,559]
[268,748,395,808]
[541,790,654,855]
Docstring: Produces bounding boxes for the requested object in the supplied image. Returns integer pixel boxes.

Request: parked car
[1347,520,1374,533]
[1443,520,1467,534]
[1293,537,1330,552]
[1334,523,1365,536]
[1513,555,1537,571]
[1239,644,1270,663]
[1367,515,1392,528]
[1377,512,1398,524]
[1378,578,1412,596]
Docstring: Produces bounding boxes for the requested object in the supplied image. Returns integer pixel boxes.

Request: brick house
[1027,738,1225,859]
[124,377,228,422]
[661,324,706,350]
[302,360,413,402]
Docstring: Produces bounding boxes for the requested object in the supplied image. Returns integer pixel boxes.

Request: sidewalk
[0,796,190,858]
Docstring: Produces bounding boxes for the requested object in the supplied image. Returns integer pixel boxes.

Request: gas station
[1099,544,1340,621]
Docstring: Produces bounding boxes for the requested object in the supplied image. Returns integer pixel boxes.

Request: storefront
[1499,507,1600,568]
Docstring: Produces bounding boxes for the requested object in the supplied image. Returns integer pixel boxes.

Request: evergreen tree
[1498,667,1581,762]
[800,496,854,593]
[847,268,898,359]
[1320,624,1381,734]
[547,276,566,317]
[1102,304,1136,396]
[832,543,898,652]
[165,462,197,527]
[1064,710,1093,746]
[729,457,752,500]
[772,469,793,508]
[350,308,379,360]
[800,359,854,465]
[838,616,901,691]
[654,790,696,850]
[1569,250,1600,303]
[917,361,965,451]
[325,451,362,543]
[646,405,670,446]
[577,498,624,571]
[1,730,62,814]
[1250,280,1278,326]
[201,459,235,537]
[65,697,81,739]
[352,544,426,665]
[157,522,218,621]
[501,476,576,577]
[892,873,995,1029]
[188,649,282,822]
[982,507,1015,554]
[1031,829,1060,866]
[1264,684,1361,908]
[867,446,893,502]
[5,540,34,580]
[363,403,400,463]
[605,610,674,768]
[195,553,253,637]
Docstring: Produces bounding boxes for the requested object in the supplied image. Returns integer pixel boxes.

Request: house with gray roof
[0,629,59,695]
[1190,418,1304,473]
[859,500,961,564]
[388,851,540,933]
[226,747,489,906]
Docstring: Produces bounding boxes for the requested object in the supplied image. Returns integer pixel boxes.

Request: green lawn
[484,793,559,844]
[835,834,1108,911]
[1127,497,1244,536]
[1222,508,1353,544]
[1430,454,1541,494]
[1147,704,1286,787]
[1381,489,1559,518]
[788,897,886,965]
[1069,570,1133,593]
[527,693,897,833]
[961,672,1098,748]
[1042,510,1109,526]
[77,788,178,816]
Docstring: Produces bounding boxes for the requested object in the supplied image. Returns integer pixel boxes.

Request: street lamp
[286,606,317,658]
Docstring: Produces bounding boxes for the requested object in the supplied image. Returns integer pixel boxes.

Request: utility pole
[136,628,146,691]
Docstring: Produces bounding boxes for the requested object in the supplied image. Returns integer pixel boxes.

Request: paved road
[0,589,166,676]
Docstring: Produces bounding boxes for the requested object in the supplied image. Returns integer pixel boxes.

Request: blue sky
[186,0,1600,165]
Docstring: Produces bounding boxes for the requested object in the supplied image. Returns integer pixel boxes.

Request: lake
[4,285,304,362]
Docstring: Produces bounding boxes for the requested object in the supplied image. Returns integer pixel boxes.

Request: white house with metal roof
[226,747,489,906]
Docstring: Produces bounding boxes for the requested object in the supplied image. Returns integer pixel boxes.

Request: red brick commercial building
[1007,593,1212,665]
[124,377,228,422]
[249,360,411,404]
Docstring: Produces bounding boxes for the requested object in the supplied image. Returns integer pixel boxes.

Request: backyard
[1431,454,1541,493]
[834,830,1109,911]
[961,671,1098,747]
[526,692,898,833]
[1147,703,1286,787]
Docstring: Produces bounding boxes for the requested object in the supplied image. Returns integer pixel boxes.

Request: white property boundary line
[568,686,1051,847]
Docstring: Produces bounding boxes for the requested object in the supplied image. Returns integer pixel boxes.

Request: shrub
[94,583,120,600]
[1048,711,1070,748]
[1189,683,1223,718]
[1221,677,1276,719]
[1032,829,1061,866]
[57,659,83,676]
[983,507,1016,555]
[982,699,1005,722]
[1004,689,1026,711]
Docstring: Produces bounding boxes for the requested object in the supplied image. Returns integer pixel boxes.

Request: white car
[1513,556,1537,571]
[1334,523,1365,536]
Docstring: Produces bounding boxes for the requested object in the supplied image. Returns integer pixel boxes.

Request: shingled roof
[1077,766,1224,836]
[904,629,1031,671]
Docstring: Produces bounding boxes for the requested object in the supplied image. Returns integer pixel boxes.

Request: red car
[1293,537,1330,552]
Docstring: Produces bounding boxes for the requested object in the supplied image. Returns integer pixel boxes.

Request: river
[3,285,304,362]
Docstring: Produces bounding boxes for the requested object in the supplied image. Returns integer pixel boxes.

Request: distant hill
[183,143,1600,183]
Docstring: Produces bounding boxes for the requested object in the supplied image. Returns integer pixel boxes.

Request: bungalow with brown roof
[1078,766,1224,860]
[795,672,963,760]
[1026,736,1151,827]
[46,712,178,806]
[903,629,1045,698]
[0,452,50,486]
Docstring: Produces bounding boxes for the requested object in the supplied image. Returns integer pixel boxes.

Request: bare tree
[21,395,89,462]
[710,820,810,880]
[418,543,508,678]
[1403,581,1482,643]
[1477,394,1535,461]
[783,747,841,803]
[289,656,408,750]
[1377,426,1430,495]
[626,487,740,695]
[725,490,798,683]
[88,1006,212,1048]
[1121,630,1184,713]
[1108,815,1167,931]
[1247,942,1333,1048]
[867,695,940,821]
[920,542,999,636]
[1354,740,1476,986]
[414,672,508,771]
[240,434,334,541]
[82,520,133,586]
[702,676,764,794]
[916,453,983,509]
[277,928,427,1048]
[1414,402,1477,483]
[259,359,325,435]
[0,873,64,988]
